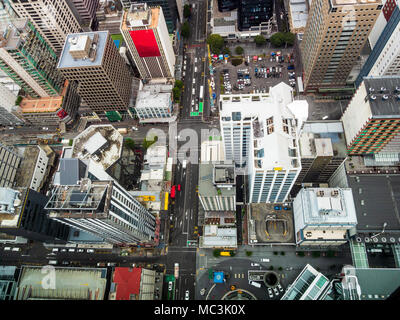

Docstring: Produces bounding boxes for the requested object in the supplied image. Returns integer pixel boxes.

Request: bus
[170,185,176,199]
[164,192,169,210]
[199,85,204,100]
[297,77,304,93]
[174,263,179,278]
[220,251,231,256]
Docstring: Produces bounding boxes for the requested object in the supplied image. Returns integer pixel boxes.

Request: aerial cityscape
[1,0,400,306]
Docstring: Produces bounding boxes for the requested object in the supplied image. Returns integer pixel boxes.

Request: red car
[171,185,176,199]
[178,184,181,191]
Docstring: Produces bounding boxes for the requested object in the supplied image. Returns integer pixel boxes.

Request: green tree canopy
[181,21,190,38]
[172,87,181,102]
[207,34,224,54]
[231,58,242,66]
[174,79,183,89]
[222,47,231,55]
[270,32,296,47]
[183,4,191,18]
[235,46,244,55]
[254,35,266,46]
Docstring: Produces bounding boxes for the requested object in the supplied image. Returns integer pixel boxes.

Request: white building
[220,83,308,203]
[293,187,358,246]
[120,3,175,80]
[0,85,24,126]
[201,138,225,163]
[199,225,237,249]
[134,83,176,123]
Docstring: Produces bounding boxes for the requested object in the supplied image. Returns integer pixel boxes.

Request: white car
[42,127,49,130]
[131,126,138,131]
[4,247,11,251]
[77,249,84,253]
[68,248,75,253]
[12,247,21,252]
[267,287,273,299]
[107,262,117,267]
[251,263,260,267]
[87,249,95,253]
[168,282,173,291]
[8,127,14,130]
[185,290,190,300]
[52,248,59,253]
[277,284,284,293]
[61,248,67,252]
[273,287,279,296]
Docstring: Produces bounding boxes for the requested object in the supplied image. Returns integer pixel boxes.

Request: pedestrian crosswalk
[234,273,245,279]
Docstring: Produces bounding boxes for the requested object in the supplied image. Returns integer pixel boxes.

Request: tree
[207,34,224,54]
[278,267,283,271]
[235,46,244,55]
[181,21,190,38]
[213,249,221,257]
[327,250,335,258]
[297,251,305,257]
[229,251,236,257]
[254,35,266,46]
[184,4,191,19]
[124,138,135,151]
[231,58,242,66]
[172,87,181,102]
[15,96,23,106]
[270,32,284,47]
[175,79,183,90]
[222,47,231,55]
[246,251,253,257]
[280,251,285,256]
[283,32,295,46]
[312,251,321,258]
[269,266,274,270]
[273,251,278,255]
[142,136,158,150]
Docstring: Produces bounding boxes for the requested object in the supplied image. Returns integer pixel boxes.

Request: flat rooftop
[199,162,236,197]
[16,266,107,300]
[72,125,123,171]
[331,0,380,5]
[124,5,159,29]
[0,188,26,228]
[58,31,109,69]
[363,77,400,117]
[348,174,400,239]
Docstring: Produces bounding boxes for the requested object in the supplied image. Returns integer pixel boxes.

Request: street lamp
[370,222,387,239]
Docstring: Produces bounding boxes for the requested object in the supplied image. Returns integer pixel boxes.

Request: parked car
[68,248,75,253]
[168,281,173,291]
[267,287,274,298]
[77,249,84,253]
[62,261,70,265]
[87,249,95,253]
[261,258,270,262]
[3,247,11,251]
[52,248,59,253]
[12,247,21,252]
[61,248,67,252]
[107,262,117,267]
[273,287,279,295]
[177,184,181,191]
[185,290,190,300]
[250,281,261,288]
[277,284,284,292]
[251,263,260,267]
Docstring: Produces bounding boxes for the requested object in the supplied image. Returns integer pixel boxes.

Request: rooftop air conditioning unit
[356,237,362,243]
[364,237,370,242]
[380,87,386,93]
[382,94,389,100]
[395,86,400,93]
[368,88,375,93]
[370,94,376,100]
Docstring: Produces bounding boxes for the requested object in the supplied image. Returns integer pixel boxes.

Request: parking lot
[213,48,299,98]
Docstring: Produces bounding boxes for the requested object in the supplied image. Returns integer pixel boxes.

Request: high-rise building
[45,179,156,245]
[18,80,80,125]
[217,0,238,12]
[0,85,24,126]
[293,187,358,246]
[220,83,308,203]
[341,76,400,155]
[355,1,400,87]
[237,0,273,31]
[301,0,382,92]
[198,162,236,212]
[0,187,70,242]
[57,31,133,119]
[0,0,18,25]
[9,0,82,55]
[295,121,347,190]
[121,3,175,80]
[134,82,176,123]
[0,19,65,98]
[0,142,21,188]
[70,0,100,25]
[120,0,178,33]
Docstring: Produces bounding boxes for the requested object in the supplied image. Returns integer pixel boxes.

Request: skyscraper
[121,3,175,80]
[70,0,100,25]
[45,179,156,244]
[9,0,82,54]
[355,1,400,87]
[220,83,307,203]
[301,0,382,92]
[120,0,178,33]
[57,31,133,119]
[0,19,65,98]
[237,0,274,31]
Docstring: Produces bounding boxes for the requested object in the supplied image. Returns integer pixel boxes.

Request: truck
[199,85,204,100]
[250,281,261,288]
[48,260,58,265]
[174,263,179,279]
[117,128,128,134]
